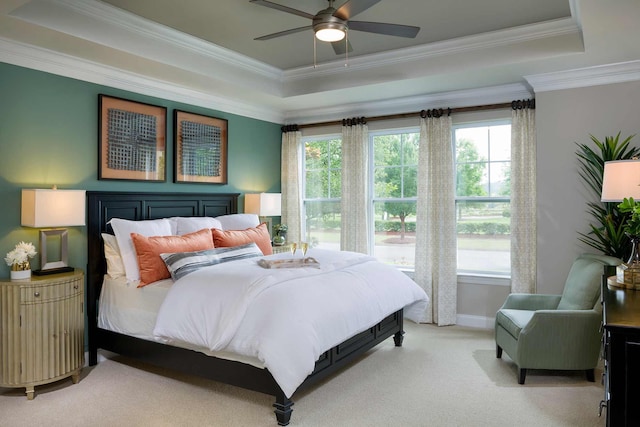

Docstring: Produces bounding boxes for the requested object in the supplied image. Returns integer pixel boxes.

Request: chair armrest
[518,310,602,366]
[500,294,561,311]
[521,309,601,335]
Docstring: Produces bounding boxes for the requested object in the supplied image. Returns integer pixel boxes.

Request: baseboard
[456,314,494,329]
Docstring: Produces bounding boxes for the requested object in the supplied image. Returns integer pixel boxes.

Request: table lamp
[245,192,281,236]
[21,187,86,275]
[601,159,640,288]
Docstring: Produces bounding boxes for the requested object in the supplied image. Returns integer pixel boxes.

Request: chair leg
[518,368,526,384]
[586,369,595,382]
[496,345,502,359]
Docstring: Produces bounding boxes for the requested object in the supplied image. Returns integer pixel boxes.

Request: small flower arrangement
[5,241,37,270]
[273,223,288,236]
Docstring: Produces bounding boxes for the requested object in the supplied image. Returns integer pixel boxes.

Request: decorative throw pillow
[160,243,263,281]
[101,233,125,279]
[109,218,174,281]
[212,223,273,255]
[131,228,215,286]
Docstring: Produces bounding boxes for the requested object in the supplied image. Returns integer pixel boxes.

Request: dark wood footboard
[90,309,403,426]
[86,191,405,426]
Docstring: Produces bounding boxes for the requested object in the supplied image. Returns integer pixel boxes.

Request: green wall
[0,62,282,278]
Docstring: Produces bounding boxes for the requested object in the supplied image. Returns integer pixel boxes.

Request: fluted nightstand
[0,269,84,399]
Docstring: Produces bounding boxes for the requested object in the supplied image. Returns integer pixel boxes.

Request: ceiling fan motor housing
[313,7,348,39]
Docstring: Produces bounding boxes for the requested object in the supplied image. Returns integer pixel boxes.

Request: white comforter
[153,249,428,398]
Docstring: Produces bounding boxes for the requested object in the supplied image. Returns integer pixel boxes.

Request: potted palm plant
[576,132,638,260]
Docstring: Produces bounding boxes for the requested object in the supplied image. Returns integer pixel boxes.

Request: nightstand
[0,269,84,400]
[272,243,294,254]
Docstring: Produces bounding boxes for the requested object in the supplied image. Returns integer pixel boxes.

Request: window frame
[452,119,512,279]
[368,127,420,262]
[300,118,513,284]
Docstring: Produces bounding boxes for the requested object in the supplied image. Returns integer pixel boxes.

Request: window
[301,119,512,278]
[454,122,511,276]
[371,130,419,267]
[303,136,342,250]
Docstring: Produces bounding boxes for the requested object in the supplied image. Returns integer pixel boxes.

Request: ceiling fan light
[315,27,345,42]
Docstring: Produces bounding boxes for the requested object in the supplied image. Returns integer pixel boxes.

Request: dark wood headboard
[86,191,239,354]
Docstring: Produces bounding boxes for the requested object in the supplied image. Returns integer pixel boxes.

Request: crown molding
[283,17,581,83]
[284,83,533,124]
[57,0,282,78]
[525,60,640,92]
[0,37,285,124]
[11,0,284,96]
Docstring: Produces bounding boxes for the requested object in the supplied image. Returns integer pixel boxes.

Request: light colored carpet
[0,323,606,426]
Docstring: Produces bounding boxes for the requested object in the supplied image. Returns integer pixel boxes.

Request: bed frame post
[273,391,294,426]
[393,315,404,346]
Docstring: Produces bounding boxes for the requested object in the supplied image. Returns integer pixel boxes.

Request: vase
[273,234,286,246]
[10,261,31,280]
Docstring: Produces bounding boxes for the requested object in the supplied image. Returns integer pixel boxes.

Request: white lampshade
[22,189,86,227]
[245,193,281,216]
[601,160,640,202]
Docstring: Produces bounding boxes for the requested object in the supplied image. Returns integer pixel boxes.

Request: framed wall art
[174,110,228,184]
[98,94,167,181]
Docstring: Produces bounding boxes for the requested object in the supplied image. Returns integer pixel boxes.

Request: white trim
[285,83,532,124]
[0,37,284,124]
[456,314,494,330]
[525,60,640,92]
[284,18,580,81]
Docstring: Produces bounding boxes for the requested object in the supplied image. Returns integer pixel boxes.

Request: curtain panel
[281,130,303,244]
[340,121,370,254]
[510,106,537,293]
[414,116,457,325]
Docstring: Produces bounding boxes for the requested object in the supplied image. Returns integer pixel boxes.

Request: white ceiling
[1,0,640,124]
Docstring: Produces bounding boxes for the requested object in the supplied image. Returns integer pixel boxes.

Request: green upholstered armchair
[495,253,621,384]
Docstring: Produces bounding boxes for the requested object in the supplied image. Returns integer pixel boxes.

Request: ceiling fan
[250,0,420,55]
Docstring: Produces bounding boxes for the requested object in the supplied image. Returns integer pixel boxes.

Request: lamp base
[32,266,74,276]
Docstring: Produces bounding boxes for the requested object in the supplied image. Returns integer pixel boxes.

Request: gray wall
[536,80,640,293]
[457,81,640,325]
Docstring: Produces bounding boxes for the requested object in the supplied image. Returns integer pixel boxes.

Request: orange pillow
[131,228,215,286]
[212,223,273,256]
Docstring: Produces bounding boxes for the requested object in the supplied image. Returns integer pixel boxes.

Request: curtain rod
[289,100,533,131]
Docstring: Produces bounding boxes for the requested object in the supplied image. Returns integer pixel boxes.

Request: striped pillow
[160,243,263,281]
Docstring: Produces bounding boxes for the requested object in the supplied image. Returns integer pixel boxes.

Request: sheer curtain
[281,129,303,244]
[510,102,537,293]
[414,114,457,325]
[341,119,369,254]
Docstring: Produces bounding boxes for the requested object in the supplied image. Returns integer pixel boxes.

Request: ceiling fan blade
[332,39,353,55]
[348,21,420,38]
[254,25,312,41]
[250,0,315,20]
[334,0,382,20]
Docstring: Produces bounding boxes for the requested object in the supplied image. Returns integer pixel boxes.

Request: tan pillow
[102,233,125,279]
[131,228,215,286]
[212,223,273,255]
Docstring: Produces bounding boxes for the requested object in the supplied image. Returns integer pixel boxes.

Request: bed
[86,191,427,425]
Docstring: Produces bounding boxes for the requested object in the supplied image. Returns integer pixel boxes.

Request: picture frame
[174,110,228,184]
[98,94,167,182]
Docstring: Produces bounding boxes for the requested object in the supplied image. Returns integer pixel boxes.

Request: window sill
[401,269,511,287]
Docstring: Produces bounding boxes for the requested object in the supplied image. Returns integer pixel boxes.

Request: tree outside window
[303,137,341,250]
[372,131,419,267]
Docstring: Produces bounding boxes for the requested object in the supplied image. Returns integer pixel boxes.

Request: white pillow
[109,218,173,281]
[171,217,223,235]
[101,233,125,279]
[215,213,260,231]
